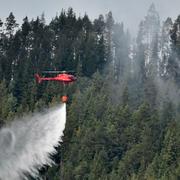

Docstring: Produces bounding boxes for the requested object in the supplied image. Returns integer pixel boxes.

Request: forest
[0,3,180,180]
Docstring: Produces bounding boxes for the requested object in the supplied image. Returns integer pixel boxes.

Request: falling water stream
[0,103,66,180]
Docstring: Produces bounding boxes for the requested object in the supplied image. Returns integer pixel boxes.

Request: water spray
[0,103,66,180]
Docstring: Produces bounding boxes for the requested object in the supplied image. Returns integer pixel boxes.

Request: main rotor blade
[42,70,75,74]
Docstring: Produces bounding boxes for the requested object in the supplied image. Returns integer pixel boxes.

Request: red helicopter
[35,71,76,103]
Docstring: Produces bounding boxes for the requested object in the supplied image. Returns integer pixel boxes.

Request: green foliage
[0,7,180,180]
[0,81,17,121]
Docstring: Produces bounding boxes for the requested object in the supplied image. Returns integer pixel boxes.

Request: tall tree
[168,15,180,85]
[5,12,18,37]
[105,11,114,65]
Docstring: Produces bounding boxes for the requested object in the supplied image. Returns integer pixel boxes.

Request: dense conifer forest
[0,4,180,179]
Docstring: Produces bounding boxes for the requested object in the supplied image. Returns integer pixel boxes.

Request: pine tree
[168,15,180,85]
[140,3,160,77]
[159,18,173,77]
[105,11,114,65]
[5,12,18,37]
[113,23,130,81]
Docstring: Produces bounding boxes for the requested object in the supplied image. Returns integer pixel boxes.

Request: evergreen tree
[168,15,180,85]
[105,11,114,65]
[159,17,173,77]
[5,12,18,37]
[0,7,179,180]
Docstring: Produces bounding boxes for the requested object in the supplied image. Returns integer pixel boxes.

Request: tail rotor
[35,74,42,84]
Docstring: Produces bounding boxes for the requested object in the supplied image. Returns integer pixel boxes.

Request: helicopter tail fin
[35,74,42,83]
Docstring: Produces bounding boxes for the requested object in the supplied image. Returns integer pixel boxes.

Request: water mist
[0,103,66,180]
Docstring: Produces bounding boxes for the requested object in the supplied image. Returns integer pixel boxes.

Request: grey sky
[0,0,180,36]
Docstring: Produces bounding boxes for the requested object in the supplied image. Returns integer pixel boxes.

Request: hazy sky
[1,0,180,35]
